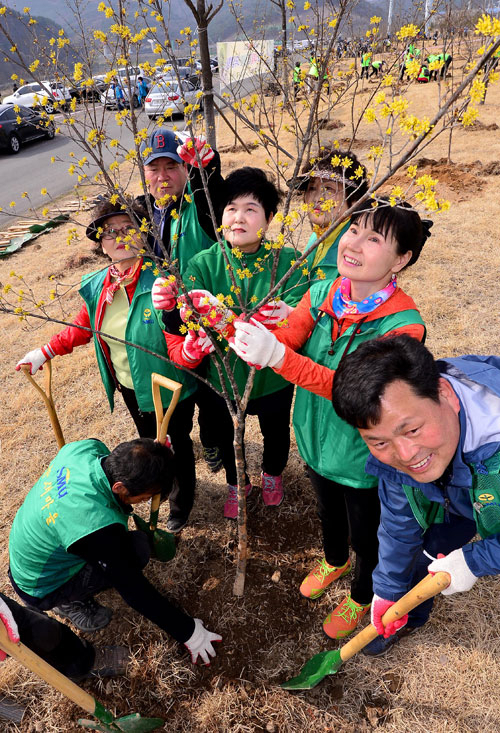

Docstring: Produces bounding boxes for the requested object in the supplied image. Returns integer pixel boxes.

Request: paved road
[0,106,167,229]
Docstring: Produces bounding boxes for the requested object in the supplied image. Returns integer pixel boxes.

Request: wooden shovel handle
[149,373,183,525]
[340,571,451,663]
[0,622,97,716]
[20,362,65,449]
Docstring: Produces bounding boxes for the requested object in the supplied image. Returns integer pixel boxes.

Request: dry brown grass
[1,55,500,732]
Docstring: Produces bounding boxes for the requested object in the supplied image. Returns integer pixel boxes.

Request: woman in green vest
[231,198,431,640]
[15,198,197,534]
[295,147,368,284]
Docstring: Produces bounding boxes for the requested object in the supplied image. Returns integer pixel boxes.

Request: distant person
[360,50,372,79]
[293,61,302,95]
[137,76,149,106]
[112,77,125,110]
[370,59,386,78]
[8,438,222,665]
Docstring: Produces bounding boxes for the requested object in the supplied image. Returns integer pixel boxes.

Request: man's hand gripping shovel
[132,373,182,562]
[281,570,450,690]
[0,620,164,731]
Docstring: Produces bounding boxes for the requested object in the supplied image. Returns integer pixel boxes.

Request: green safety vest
[168,182,216,276]
[293,66,301,82]
[185,240,309,400]
[403,452,500,538]
[9,440,129,597]
[361,53,372,67]
[79,266,196,413]
[293,279,425,486]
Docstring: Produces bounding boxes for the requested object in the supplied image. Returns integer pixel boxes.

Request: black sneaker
[52,598,112,632]
[202,446,223,473]
[362,626,417,657]
[166,515,187,533]
[71,645,130,682]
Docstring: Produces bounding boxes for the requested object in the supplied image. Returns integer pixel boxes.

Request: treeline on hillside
[0,6,75,87]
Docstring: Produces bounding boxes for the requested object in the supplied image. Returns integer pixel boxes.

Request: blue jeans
[407,513,476,627]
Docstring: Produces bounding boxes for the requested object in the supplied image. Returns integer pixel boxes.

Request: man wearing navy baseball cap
[137,127,225,273]
[136,127,227,517]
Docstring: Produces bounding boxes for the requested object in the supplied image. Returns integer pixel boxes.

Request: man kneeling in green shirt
[8,438,221,665]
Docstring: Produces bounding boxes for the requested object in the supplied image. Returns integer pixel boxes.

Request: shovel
[132,373,182,563]
[20,361,65,449]
[0,622,164,731]
[281,570,450,690]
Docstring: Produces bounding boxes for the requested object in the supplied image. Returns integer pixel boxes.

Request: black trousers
[196,383,294,486]
[10,531,151,614]
[0,592,95,679]
[120,386,196,522]
[307,466,381,606]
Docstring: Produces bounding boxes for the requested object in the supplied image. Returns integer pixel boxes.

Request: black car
[0,104,55,154]
[69,77,107,103]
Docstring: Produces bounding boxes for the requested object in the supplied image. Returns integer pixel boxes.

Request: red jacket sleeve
[273,322,426,401]
[46,304,93,356]
[274,289,315,350]
[164,331,203,369]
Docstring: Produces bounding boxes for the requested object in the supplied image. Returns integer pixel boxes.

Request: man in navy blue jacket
[332,334,500,655]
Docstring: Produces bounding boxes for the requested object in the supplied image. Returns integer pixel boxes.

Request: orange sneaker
[299,557,351,600]
[323,594,370,639]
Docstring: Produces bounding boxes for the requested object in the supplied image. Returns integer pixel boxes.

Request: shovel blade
[152,529,176,563]
[281,649,343,690]
[79,714,164,731]
[113,713,165,732]
[132,515,176,562]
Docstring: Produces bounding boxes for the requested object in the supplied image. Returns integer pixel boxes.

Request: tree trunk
[198,18,217,148]
[232,411,248,597]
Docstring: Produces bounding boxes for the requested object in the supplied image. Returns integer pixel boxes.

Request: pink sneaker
[261,472,284,506]
[224,483,252,519]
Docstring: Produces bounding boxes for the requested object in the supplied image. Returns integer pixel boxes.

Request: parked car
[0,104,55,154]
[144,79,201,120]
[3,80,70,114]
[69,77,107,103]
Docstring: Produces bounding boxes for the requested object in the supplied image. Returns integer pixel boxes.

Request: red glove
[370,594,408,638]
[152,277,178,312]
[176,136,215,168]
[252,300,293,330]
[0,597,20,661]
[181,329,215,364]
[178,290,236,337]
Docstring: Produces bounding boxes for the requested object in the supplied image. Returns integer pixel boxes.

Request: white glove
[254,299,293,327]
[15,346,51,374]
[230,318,285,369]
[0,597,20,661]
[184,618,222,665]
[152,277,178,312]
[427,548,477,595]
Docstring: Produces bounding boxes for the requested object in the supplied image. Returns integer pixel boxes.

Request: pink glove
[252,300,293,330]
[15,345,53,374]
[176,136,215,168]
[370,594,408,638]
[0,597,20,661]
[181,329,215,364]
[179,290,236,336]
[152,277,178,312]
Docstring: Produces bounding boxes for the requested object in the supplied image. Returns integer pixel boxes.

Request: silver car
[144,79,201,120]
